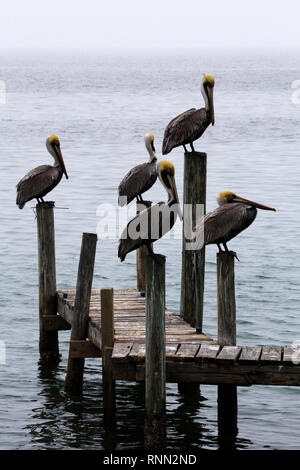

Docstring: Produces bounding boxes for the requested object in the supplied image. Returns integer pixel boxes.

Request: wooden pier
[35,151,300,450]
[55,288,300,387]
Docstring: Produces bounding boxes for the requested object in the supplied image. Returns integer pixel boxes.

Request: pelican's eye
[227,193,236,203]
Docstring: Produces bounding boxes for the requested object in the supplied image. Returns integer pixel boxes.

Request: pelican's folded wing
[16,165,57,207]
[118,162,157,206]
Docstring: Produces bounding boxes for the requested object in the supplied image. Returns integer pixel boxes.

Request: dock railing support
[217,251,238,441]
[65,233,97,395]
[36,202,59,362]
[101,287,115,423]
[180,151,207,331]
[144,254,166,450]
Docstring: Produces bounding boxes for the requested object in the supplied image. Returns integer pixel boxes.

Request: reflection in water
[27,361,103,449]
[28,361,253,450]
[217,384,238,450]
[168,384,209,449]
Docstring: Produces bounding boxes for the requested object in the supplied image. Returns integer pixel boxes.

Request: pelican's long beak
[233,195,276,211]
[167,174,183,221]
[207,87,215,125]
[55,145,68,179]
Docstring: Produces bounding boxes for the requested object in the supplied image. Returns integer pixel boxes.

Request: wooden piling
[144,254,166,450]
[180,151,207,331]
[217,252,236,346]
[36,202,59,361]
[136,201,150,295]
[137,246,147,295]
[101,287,115,422]
[65,233,97,395]
[217,251,238,439]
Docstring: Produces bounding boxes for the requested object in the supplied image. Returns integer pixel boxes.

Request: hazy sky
[1,0,299,52]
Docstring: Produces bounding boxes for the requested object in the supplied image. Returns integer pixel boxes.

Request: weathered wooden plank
[112,360,300,386]
[69,340,101,358]
[239,346,262,364]
[165,343,179,357]
[43,314,71,331]
[87,322,102,350]
[175,343,201,359]
[196,344,221,362]
[216,346,242,363]
[129,343,146,360]
[260,346,282,364]
[282,347,300,365]
[112,342,133,359]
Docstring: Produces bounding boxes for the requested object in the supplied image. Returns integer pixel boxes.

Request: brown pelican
[194,191,276,258]
[16,134,68,209]
[118,133,158,206]
[162,73,215,155]
[118,160,182,263]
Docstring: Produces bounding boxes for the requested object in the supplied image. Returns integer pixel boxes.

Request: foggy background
[0,0,299,52]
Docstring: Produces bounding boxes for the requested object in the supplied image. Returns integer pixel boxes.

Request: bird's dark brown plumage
[16,165,63,209]
[118,160,157,206]
[162,108,210,155]
[195,203,257,249]
[118,201,177,261]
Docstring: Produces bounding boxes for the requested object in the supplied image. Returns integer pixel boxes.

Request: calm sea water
[0,50,299,450]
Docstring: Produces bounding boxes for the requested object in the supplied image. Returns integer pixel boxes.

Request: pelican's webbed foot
[36,199,55,208]
[141,200,152,208]
[226,250,240,262]
[147,245,166,265]
[222,243,240,261]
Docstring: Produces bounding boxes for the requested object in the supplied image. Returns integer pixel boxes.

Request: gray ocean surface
[0,50,299,450]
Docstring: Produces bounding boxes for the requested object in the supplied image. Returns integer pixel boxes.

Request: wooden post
[180,151,206,331]
[217,252,236,345]
[217,251,238,440]
[101,288,115,422]
[65,233,97,395]
[144,254,166,450]
[137,246,147,295]
[136,201,151,296]
[36,202,59,361]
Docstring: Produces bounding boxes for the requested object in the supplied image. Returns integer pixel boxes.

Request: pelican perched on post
[118,160,182,263]
[118,133,158,206]
[162,73,215,155]
[194,191,276,258]
[16,135,68,209]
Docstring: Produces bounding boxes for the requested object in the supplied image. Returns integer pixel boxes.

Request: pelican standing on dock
[194,191,276,257]
[118,133,158,206]
[162,73,215,155]
[118,160,182,263]
[16,135,68,209]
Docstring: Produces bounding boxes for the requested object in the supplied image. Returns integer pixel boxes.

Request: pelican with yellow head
[194,191,276,258]
[118,159,183,263]
[162,73,215,155]
[16,134,68,209]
